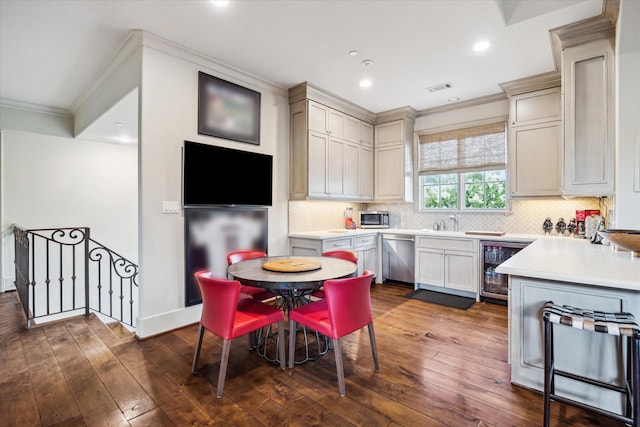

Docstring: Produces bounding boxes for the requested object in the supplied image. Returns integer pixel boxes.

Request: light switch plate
[162,201,180,214]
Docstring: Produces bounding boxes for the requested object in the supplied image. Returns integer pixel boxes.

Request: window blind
[418,122,506,175]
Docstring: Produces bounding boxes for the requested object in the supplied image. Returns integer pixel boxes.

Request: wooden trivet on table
[262,258,322,272]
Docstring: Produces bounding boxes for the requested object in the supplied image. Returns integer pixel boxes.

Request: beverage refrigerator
[479,240,530,302]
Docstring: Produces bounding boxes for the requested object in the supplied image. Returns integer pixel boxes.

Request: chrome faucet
[448,214,458,232]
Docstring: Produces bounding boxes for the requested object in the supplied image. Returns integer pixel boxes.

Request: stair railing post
[84,227,90,316]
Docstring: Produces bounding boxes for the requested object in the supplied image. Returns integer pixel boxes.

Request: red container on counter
[575,209,600,221]
[575,210,600,236]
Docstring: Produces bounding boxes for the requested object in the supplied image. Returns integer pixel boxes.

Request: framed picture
[198,71,261,145]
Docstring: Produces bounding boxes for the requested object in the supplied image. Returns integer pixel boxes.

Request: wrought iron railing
[12,225,138,328]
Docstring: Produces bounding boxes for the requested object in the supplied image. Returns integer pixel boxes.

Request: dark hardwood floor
[0,284,623,426]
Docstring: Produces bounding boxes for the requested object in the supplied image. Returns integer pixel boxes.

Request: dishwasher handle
[382,234,415,242]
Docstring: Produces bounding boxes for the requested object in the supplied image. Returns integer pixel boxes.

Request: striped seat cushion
[543,301,640,337]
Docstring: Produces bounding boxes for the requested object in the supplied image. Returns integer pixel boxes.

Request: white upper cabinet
[562,38,615,196]
[328,109,346,139]
[361,122,374,147]
[345,115,360,143]
[308,100,329,133]
[289,96,374,201]
[508,87,562,197]
[510,87,561,127]
[374,118,414,202]
[375,120,403,147]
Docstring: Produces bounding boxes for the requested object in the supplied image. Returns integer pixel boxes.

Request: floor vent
[426,82,453,92]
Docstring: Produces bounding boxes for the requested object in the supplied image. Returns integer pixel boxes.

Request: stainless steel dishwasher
[382,233,415,286]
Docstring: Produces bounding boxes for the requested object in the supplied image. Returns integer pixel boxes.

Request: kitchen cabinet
[353,234,378,277]
[288,233,378,278]
[361,122,374,147]
[290,236,352,256]
[508,87,562,197]
[307,131,328,197]
[327,136,345,196]
[359,145,374,199]
[509,276,636,414]
[374,120,403,146]
[374,118,414,202]
[562,38,615,197]
[415,236,478,295]
[289,99,374,201]
[308,100,345,139]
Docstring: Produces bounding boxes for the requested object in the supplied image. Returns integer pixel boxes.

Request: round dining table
[227,255,357,298]
[227,255,357,364]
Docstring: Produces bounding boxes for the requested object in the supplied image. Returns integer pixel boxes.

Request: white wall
[615,0,640,229]
[1,129,138,289]
[136,34,289,338]
[414,98,509,132]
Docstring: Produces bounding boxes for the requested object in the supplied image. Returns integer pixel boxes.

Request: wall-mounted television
[183,140,273,207]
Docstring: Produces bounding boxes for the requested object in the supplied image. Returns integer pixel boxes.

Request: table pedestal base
[253,289,330,364]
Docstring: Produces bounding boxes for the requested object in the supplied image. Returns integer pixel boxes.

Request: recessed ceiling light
[210,0,229,6]
[349,50,359,56]
[115,135,136,144]
[359,79,372,88]
[114,122,125,127]
[448,97,460,102]
[361,59,373,68]
[473,40,491,52]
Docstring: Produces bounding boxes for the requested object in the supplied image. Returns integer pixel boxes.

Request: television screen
[183,140,273,206]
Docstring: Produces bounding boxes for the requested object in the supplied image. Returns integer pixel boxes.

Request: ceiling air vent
[426,82,454,93]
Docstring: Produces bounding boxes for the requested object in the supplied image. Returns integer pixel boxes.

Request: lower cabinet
[510,276,640,413]
[415,236,478,295]
[289,233,378,278]
[353,234,378,277]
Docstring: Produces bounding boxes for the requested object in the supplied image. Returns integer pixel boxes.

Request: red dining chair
[226,250,272,301]
[311,250,359,299]
[191,271,285,398]
[288,270,379,396]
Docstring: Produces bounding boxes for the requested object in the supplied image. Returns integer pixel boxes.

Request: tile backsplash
[289,198,607,235]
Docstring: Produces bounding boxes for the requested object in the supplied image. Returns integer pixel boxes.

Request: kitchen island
[497,237,640,414]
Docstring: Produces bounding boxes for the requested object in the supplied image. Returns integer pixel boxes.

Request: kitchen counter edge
[288,228,541,242]
[496,237,640,291]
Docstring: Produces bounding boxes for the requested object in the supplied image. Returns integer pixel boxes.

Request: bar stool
[542,301,640,427]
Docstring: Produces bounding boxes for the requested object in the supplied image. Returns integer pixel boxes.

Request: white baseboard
[135,304,202,339]
[2,276,16,292]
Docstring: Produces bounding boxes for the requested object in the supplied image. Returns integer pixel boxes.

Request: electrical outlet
[162,201,180,214]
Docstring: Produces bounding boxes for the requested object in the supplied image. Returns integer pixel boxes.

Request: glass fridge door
[480,241,529,301]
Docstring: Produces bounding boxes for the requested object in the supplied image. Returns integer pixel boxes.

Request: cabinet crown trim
[499,72,560,97]
[288,81,375,123]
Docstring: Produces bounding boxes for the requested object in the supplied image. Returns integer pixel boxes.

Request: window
[418,122,507,211]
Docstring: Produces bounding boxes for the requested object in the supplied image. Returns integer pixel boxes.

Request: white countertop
[288,228,540,242]
[496,237,640,291]
[288,229,381,239]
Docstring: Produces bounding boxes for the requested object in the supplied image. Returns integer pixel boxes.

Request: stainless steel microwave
[359,211,390,228]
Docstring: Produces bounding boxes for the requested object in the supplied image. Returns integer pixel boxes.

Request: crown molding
[416,93,506,117]
[603,0,620,27]
[499,71,561,97]
[69,30,143,114]
[548,0,619,71]
[374,106,417,125]
[141,31,288,98]
[0,97,72,117]
[288,81,376,123]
